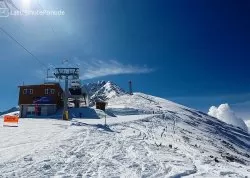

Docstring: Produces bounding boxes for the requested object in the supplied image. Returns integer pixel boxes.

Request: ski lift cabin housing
[68,80,90,107]
[71,79,81,88]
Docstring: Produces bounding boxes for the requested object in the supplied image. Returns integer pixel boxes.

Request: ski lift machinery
[70,79,81,88]
[69,79,89,108]
[54,68,80,120]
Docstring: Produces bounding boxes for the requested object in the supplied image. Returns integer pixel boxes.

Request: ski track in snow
[0,113,249,178]
[0,92,250,177]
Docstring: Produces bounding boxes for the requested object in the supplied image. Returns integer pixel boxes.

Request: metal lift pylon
[54,68,79,120]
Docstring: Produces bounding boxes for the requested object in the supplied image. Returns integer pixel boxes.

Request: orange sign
[4,115,19,123]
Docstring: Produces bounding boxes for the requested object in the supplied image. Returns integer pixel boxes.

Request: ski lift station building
[18,83,64,117]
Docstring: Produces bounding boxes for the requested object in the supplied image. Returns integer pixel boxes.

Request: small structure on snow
[129,80,133,95]
[95,99,108,111]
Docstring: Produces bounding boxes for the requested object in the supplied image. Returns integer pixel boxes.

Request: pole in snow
[63,76,69,120]
[104,113,107,126]
[129,80,133,95]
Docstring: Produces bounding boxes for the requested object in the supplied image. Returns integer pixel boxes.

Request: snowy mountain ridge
[0,81,250,177]
[83,80,126,104]
[83,80,107,97]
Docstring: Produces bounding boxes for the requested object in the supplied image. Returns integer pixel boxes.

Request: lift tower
[54,68,79,120]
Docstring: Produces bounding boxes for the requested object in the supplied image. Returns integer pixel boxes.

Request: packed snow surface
[0,93,250,177]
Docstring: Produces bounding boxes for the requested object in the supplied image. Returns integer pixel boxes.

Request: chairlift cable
[0,27,47,67]
[36,2,56,35]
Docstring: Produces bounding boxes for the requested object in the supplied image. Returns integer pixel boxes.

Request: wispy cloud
[75,59,154,80]
[35,59,154,81]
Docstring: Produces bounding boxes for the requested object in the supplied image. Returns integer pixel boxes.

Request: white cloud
[208,103,248,132]
[34,59,154,80]
[245,120,250,133]
[75,59,154,80]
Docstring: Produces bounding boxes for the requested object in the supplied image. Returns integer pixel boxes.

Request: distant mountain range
[0,106,19,116]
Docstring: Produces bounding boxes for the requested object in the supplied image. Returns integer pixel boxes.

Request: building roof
[18,83,61,88]
[95,98,107,103]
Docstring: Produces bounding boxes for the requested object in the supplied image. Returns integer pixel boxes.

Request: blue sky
[0,0,250,119]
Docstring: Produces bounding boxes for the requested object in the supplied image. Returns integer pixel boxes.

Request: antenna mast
[129,80,133,95]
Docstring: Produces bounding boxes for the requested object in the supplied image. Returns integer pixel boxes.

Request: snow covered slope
[90,81,126,101]
[245,120,250,133]
[107,92,190,115]
[83,80,107,97]
[0,89,250,177]
[0,106,19,116]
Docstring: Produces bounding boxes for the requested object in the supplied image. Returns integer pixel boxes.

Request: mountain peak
[83,81,126,104]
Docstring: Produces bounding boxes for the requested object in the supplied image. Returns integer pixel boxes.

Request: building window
[45,89,55,94]
[28,89,33,95]
[50,89,55,94]
[27,106,35,116]
[23,89,27,94]
[45,89,49,95]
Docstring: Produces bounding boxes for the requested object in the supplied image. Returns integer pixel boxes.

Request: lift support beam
[54,68,79,120]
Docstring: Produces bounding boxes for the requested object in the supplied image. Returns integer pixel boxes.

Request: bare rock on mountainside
[83,81,126,105]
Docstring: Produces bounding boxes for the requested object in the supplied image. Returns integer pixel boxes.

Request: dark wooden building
[18,83,63,117]
[95,99,107,111]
